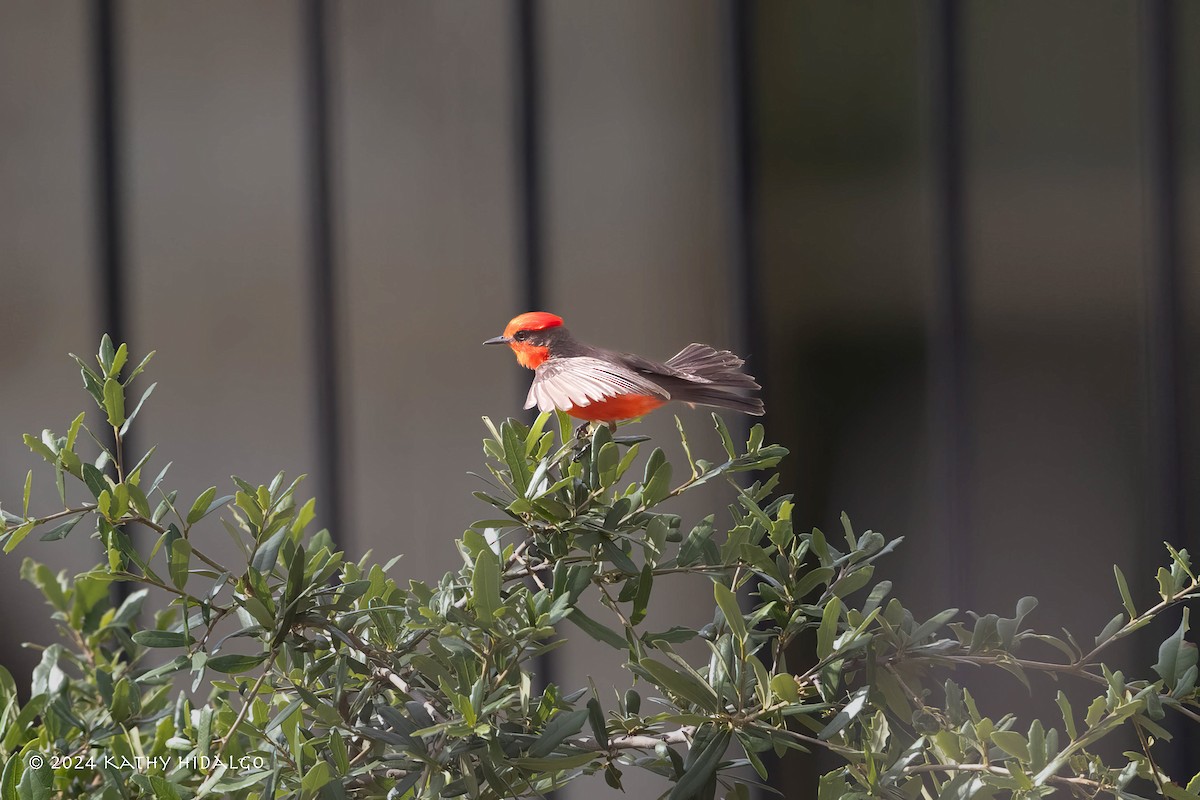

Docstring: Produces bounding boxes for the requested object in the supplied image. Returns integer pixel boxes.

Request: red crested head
[502,311,563,339]
[484,311,566,370]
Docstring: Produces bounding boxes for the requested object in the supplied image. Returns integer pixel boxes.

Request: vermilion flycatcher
[484,311,764,424]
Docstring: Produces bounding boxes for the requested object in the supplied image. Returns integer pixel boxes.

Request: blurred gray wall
[2,1,1199,795]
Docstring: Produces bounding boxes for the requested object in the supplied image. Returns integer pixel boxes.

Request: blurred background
[2,0,1199,795]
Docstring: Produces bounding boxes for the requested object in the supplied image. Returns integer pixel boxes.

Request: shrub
[0,337,1198,799]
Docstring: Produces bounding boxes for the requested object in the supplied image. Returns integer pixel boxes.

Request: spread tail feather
[664,343,764,415]
[665,343,760,390]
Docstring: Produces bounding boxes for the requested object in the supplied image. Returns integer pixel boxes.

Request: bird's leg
[574,421,594,441]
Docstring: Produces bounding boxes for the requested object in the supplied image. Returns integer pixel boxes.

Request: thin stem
[109,570,229,613]
[129,514,226,573]
[571,725,694,752]
[33,505,96,524]
[1078,578,1199,666]
[215,652,275,760]
[902,763,1102,793]
[1134,720,1167,798]
[918,653,1107,686]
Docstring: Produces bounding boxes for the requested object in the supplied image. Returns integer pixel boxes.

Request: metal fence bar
[302,0,345,545]
[512,0,556,695]
[91,0,132,602]
[722,4,772,795]
[1143,0,1183,552]
[929,0,970,608]
[1141,0,1186,772]
[515,0,544,315]
[724,0,763,384]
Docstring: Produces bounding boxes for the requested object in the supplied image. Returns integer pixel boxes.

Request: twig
[571,725,694,752]
[214,652,276,760]
[1133,720,1167,798]
[903,762,1102,793]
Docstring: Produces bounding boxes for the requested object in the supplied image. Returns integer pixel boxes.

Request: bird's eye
[513,330,530,342]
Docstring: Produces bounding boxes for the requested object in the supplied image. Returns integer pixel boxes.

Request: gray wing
[525,357,670,412]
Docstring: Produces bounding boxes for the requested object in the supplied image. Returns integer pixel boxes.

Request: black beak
[483,336,511,346]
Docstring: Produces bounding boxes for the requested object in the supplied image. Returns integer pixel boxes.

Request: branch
[903,762,1104,794]
[373,666,446,724]
[1078,577,1200,666]
[571,725,694,752]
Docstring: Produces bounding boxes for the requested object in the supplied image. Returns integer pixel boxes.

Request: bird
[484,311,764,425]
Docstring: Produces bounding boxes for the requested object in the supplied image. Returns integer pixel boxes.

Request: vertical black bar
[722,3,773,795]
[513,0,555,695]
[1142,0,1186,772]
[93,1,125,348]
[515,0,544,314]
[929,0,970,608]
[303,0,344,543]
[1143,0,1183,552]
[724,0,764,387]
[92,0,131,602]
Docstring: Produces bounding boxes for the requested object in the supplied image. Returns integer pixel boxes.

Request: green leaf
[840,511,857,548]
[1084,695,1107,728]
[587,698,609,749]
[300,761,331,793]
[502,423,530,495]
[21,435,56,465]
[1158,566,1176,600]
[3,523,36,554]
[1164,785,1200,800]
[15,742,52,800]
[1114,564,1136,619]
[667,726,730,800]
[713,414,736,459]
[106,342,128,379]
[1055,691,1078,739]
[818,687,867,740]
[818,771,851,800]
[98,334,115,369]
[207,653,268,674]
[515,752,597,772]
[527,708,589,757]
[124,349,156,381]
[102,378,125,427]
[714,582,747,643]
[169,538,191,590]
[990,730,1030,761]
[910,608,959,642]
[817,596,842,659]
[635,658,719,712]
[251,528,288,574]
[771,673,799,703]
[186,487,217,525]
[568,608,628,650]
[131,630,194,648]
[1154,608,1196,690]
[119,382,156,435]
[794,566,835,598]
[81,463,107,500]
[596,442,620,487]
[109,677,139,723]
[472,543,501,625]
[21,471,31,518]
[39,514,83,542]
[138,655,189,681]
[630,563,653,627]
[643,459,673,506]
